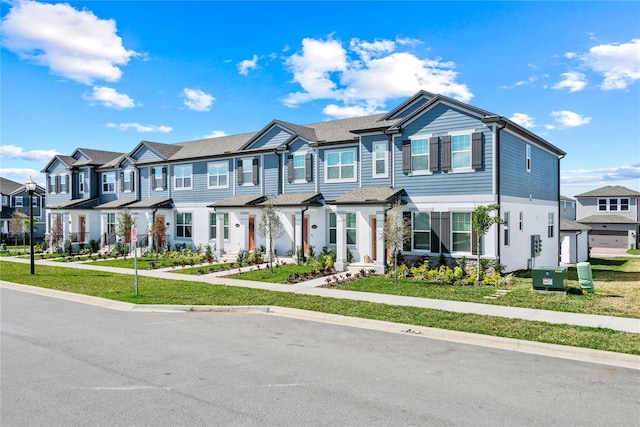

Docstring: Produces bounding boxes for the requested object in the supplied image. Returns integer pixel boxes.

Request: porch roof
[127,198,173,209]
[331,187,405,205]
[94,199,137,209]
[46,198,99,210]
[560,219,591,232]
[261,192,323,207]
[208,195,266,208]
[577,214,639,225]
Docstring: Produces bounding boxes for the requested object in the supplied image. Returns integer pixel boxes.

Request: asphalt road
[2,288,639,426]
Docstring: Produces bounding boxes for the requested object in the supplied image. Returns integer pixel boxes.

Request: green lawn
[228,264,321,283]
[1,260,638,355]
[339,258,640,318]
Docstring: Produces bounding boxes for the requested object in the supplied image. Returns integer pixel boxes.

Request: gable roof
[0,177,23,195]
[332,187,405,205]
[41,154,76,172]
[72,148,123,166]
[575,185,640,198]
[560,219,591,232]
[262,192,324,207]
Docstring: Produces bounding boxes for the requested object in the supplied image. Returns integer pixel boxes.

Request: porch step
[346,262,377,273]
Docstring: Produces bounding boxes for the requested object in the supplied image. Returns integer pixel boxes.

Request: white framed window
[412,212,431,251]
[451,134,472,170]
[609,198,618,211]
[209,213,217,239]
[325,150,356,182]
[208,161,229,188]
[152,167,165,190]
[59,174,68,194]
[223,213,229,240]
[346,212,357,245]
[32,197,39,207]
[174,165,192,190]
[411,138,429,173]
[598,198,606,211]
[14,196,23,207]
[79,172,85,193]
[503,212,510,246]
[526,144,532,172]
[373,142,388,178]
[548,212,554,238]
[241,158,254,186]
[452,212,472,253]
[620,198,629,211]
[107,213,116,234]
[519,211,524,231]
[329,212,337,245]
[176,212,192,238]
[292,154,306,181]
[122,171,133,192]
[102,172,115,193]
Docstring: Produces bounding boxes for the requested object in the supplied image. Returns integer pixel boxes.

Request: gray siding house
[42,91,566,272]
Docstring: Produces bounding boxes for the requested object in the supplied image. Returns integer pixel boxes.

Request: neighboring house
[0,176,46,243]
[575,185,640,250]
[560,195,576,220]
[559,219,591,264]
[42,90,566,272]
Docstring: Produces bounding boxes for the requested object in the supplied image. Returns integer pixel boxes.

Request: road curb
[2,280,639,370]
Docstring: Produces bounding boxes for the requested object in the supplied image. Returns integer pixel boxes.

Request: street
[2,288,639,426]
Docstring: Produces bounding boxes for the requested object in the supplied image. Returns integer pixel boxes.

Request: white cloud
[0,169,46,186]
[322,104,385,119]
[202,130,227,139]
[552,72,587,93]
[83,86,136,109]
[581,39,640,90]
[238,54,259,75]
[509,113,536,128]
[564,52,577,59]
[106,122,172,133]
[0,144,59,162]
[562,163,640,187]
[1,0,137,85]
[550,110,591,128]
[282,36,472,117]
[183,88,215,112]
[501,76,537,89]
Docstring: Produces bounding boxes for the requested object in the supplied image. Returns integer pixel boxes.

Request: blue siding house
[42,91,566,272]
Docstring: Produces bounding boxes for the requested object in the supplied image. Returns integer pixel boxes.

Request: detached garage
[560,219,591,264]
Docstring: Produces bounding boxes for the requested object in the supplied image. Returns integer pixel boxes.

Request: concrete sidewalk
[2,256,639,334]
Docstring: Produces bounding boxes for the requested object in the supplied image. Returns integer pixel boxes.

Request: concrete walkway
[2,256,639,334]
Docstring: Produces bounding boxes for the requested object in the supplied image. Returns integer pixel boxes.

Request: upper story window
[152,167,166,191]
[293,154,305,181]
[79,172,85,194]
[452,212,472,253]
[208,161,228,188]
[373,142,388,178]
[102,172,115,193]
[2,195,7,206]
[174,165,192,190]
[59,174,68,194]
[412,212,431,251]
[14,196,23,207]
[32,197,39,207]
[411,139,429,173]
[48,176,55,194]
[237,158,257,186]
[526,145,532,172]
[288,153,312,183]
[599,198,630,212]
[451,134,472,170]
[121,171,134,193]
[325,150,356,182]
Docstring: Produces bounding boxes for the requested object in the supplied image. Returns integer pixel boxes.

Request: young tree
[9,212,24,247]
[383,201,411,283]
[149,216,167,253]
[472,203,504,285]
[116,210,133,243]
[50,214,63,252]
[256,200,285,272]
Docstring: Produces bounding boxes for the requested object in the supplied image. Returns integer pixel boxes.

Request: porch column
[62,212,70,249]
[215,212,225,257]
[294,211,303,257]
[334,210,346,271]
[239,211,249,252]
[144,210,153,250]
[375,209,386,273]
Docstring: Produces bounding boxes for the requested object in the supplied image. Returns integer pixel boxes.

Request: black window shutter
[120,172,125,192]
[403,211,412,252]
[441,212,451,253]
[47,176,52,193]
[442,135,452,172]
[305,152,312,181]
[287,155,293,183]
[55,175,60,193]
[429,136,439,172]
[252,158,259,185]
[402,140,411,174]
[472,132,483,169]
[236,160,243,185]
[151,168,156,190]
[431,211,441,253]
[66,175,70,193]
[130,171,135,191]
[161,167,167,189]
[472,228,479,255]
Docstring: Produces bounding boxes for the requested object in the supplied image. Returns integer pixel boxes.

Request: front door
[303,217,309,255]
[248,217,255,251]
[79,216,86,242]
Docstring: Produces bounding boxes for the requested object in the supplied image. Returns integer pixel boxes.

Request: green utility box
[532,266,568,292]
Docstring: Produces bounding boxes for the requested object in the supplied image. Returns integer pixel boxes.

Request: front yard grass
[1,260,639,355]
[338,257,640,318]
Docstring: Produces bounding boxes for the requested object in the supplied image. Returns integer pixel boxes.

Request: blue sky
[1,0,639,198]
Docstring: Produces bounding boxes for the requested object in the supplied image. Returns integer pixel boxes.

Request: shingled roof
[575,185,640,198]
[0,177,23,195]
[578,214,639,224]
[332,187,405,205]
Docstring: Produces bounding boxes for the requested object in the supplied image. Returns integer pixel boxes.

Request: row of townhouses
[42,91,567,272]
[0,177,46,243]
